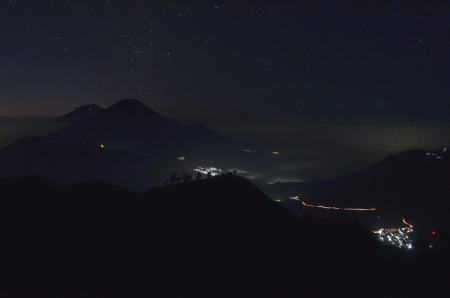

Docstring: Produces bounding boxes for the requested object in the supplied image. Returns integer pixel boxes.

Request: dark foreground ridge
[1,175,449,297]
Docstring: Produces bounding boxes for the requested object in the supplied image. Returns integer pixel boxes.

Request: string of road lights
[298,199,378,211]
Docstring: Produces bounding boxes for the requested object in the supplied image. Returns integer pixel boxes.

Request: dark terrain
[260,148,450,244]
[1,99,450,296]
[1,174,449,297]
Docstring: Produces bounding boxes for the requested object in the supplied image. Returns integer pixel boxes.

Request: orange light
[301,201,377,211]
[402,218,413,229]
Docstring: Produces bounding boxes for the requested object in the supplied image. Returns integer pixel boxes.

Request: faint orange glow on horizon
[0,105,62,118]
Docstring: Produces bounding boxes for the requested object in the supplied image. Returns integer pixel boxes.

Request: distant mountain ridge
[49,99,232,156]
[53,104,103,123]
[261,148,450,241]
[261,148,450,199]
[0,99,237,191]
[0,135,151,191]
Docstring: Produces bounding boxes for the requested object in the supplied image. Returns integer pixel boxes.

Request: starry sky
[2,1,450,182]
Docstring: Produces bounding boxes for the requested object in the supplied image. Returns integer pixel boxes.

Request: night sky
[2,1,450,182]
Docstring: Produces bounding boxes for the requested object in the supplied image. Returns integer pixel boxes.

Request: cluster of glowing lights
[243,149,256,153]
[373,218,414,249]
[272,151,280,155]
[177,157,185,160]
[193,167,222,176]
[299,200,377,211]
[426,152,443,159]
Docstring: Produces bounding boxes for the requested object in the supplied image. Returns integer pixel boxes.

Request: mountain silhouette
[53,104,103,123]
[49,99,232,157]
[261,148,450,242]
[0,99,238,191]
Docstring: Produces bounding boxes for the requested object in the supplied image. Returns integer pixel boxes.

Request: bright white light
[372,218,414,250]
[178,157,185,160]
[227,168,248,174]
[426,152,443,159]
[193,166,222,176]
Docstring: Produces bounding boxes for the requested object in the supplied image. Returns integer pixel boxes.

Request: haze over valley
[2,1,450,296]
[3,107,450,185]
[1,99,450,250]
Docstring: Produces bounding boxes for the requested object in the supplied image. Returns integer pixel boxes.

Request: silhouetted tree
[163,180,168,187]
[196,172,202,181]
[176,176,181,184]
[233,169,237,175]
[186,174,192,181]
[182,173,187,182]
[207,172,212,179]
[170,173,177,184]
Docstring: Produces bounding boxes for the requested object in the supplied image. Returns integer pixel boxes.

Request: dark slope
[257,180,323,200]
[3,174,442,297]
[0,175,62,217]
[64,179,135,199]
[0,176,63,295]
[49,99,233,157]
[53,104,104,124]
[0,136,152,191]
[261,148,450,238]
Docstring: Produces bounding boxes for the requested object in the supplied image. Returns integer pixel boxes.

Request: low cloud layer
[3,117,450,184]
[213,119,450,183]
